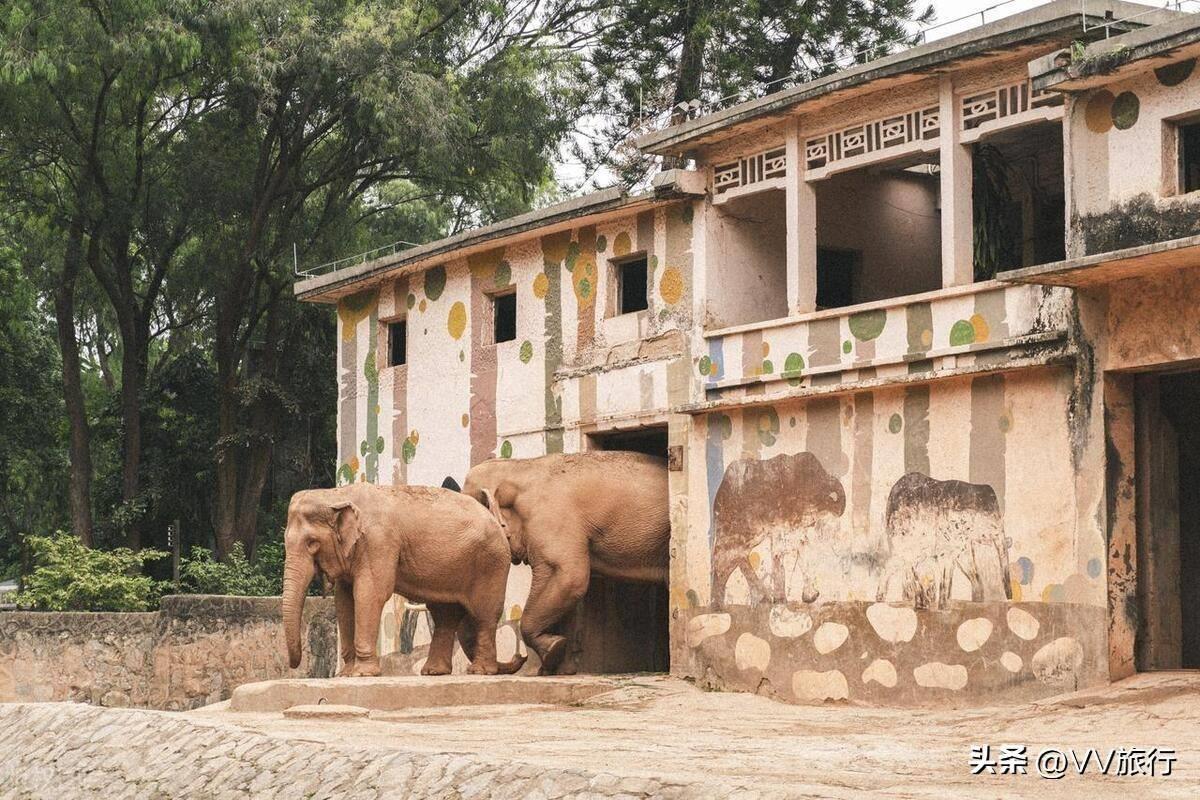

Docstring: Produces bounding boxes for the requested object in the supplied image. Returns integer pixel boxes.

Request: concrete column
[939,76,974,286]
[787,120,818,314]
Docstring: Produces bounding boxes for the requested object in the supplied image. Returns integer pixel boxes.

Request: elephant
[710,452,846,605]
[876,472,1011,608]
[461,451,669,675]
[282,482,526,677]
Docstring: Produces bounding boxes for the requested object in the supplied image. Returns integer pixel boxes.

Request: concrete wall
[706,189,789,327]
[1067,55,1200,255]
[0,595,336,710]
[334,202,699,671]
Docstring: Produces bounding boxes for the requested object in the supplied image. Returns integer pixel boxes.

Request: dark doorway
[567,426,670,673]
[1135,370,1200,670]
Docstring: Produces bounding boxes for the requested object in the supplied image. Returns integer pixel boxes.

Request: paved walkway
[2,673,1199,798]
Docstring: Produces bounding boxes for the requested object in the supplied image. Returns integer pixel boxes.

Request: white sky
[553,0,1160,190]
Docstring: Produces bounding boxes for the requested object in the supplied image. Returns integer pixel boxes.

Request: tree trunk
[665,0,708,168]
[52,220,94,546]
[118,322,147,550]
[213,300,242,562]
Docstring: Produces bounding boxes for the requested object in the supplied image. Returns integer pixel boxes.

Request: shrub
[14,532,169,611]
[177,542,278,596]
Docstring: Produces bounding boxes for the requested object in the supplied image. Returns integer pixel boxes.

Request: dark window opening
[574,426,670,674]
[616,255,649,314]
[816,248,858,310]
[388,320,407,367]
[493,292,516,344]
[1181,122,1200,194]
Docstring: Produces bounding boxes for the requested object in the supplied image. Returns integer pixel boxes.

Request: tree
[579,0,935,184]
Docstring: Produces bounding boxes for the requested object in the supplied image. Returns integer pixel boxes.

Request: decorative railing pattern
[713,147,788,195]
[804,106,939,171]
[960,79,1062,131]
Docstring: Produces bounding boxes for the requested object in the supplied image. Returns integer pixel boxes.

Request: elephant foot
[536,636,567,676]
[466,661,498,676]
[336,662,357,678]
[344,660,381,678]
[421,661,452,676]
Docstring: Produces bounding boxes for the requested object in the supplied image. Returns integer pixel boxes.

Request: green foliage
[972,143,1020,281]
[13,533,168,611]
[177,542,278,597]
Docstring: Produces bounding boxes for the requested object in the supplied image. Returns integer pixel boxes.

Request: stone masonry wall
[0,595,336,710]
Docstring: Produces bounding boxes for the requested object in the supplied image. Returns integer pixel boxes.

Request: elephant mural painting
[877,472,1011,608]
[462,452,669,675]
[710,452,847,605]
[282,483,525,677]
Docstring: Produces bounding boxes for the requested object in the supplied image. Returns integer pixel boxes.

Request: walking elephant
[282,483,526,677]
[461,452,669,675]
[876,472,1011,608]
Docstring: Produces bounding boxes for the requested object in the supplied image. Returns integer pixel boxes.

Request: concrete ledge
[229,675,618,713]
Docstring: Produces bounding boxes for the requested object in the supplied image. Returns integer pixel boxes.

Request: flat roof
[1029,13,1200,92]
[295,169,703,303]
[997,235,1200,287]
[635,0,1182,157]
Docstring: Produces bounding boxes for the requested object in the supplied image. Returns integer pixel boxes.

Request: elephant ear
[329,501,362,567]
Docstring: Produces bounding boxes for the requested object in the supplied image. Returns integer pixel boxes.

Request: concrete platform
[228,674,618,713]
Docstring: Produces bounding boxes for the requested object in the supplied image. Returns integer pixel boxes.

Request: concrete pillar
[939,76,974,286]
[787,120,818,314]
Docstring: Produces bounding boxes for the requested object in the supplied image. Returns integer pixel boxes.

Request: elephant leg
[423,602,465,676]
[555,603,581,676]
[346,579,386,677]
[335,580,356,677]
[523,562,589,676]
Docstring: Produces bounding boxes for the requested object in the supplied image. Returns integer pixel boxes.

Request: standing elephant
[877,472,1011,608]
[462,452,669,675]
[282,483,526,677]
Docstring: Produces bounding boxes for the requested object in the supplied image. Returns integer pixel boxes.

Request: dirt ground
[190,671,1200,798]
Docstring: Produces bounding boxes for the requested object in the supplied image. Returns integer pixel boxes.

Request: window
[493,292,516,343]
[616,255,649,314]
[1181,121,1200,194]
[816,248,857,310]
[387,320,407,367]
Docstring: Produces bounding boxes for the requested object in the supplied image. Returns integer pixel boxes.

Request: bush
[177,542,279,596]
[14,532,169,611]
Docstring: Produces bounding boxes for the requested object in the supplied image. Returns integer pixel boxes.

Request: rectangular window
[617,255,649,314]
[493,292,517,343]
[1182,122,1200,194]
[388,320,407,367]
[816,247,857,310]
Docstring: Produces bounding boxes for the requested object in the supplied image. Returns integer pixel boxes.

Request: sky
[554,0,1171,190]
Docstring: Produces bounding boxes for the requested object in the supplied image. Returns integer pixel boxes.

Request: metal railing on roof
[295,238,422,280]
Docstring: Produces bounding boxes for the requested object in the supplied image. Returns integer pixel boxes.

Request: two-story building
[296,0,1200,705]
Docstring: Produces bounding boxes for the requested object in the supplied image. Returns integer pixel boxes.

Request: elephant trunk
[283,555,315,669]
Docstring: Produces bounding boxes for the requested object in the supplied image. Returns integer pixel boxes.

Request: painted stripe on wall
[903,385,931,475]
[541,232,569,454]
[469,260,498,466]
[391,277,409,485]
[970,373,1007,511]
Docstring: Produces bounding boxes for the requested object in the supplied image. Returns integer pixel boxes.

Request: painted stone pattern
[334,204,697,663]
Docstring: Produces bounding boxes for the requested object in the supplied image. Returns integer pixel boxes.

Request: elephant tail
[496,651,528,674]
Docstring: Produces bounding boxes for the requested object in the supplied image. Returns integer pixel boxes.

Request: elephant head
[462,463,524,564]
[282,491,362,668]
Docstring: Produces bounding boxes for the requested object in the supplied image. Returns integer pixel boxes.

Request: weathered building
[296,1,1200,705]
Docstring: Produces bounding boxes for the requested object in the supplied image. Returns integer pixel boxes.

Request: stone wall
[0,594,335,710]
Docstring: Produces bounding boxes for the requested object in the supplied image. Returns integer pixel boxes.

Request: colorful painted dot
[596,234,607,252]
[532,271,549,300]
[949,319,976,347]
[461,413,470,428]
[1155,58,1195,87]
[698,355,712,376]
[888,413,903,434]
[406,293,416,310]
[842,340,852,354]
[419,299,427,313]
[1087,557,1102,579]
[499,440,513,458]
[613,231,632,257]
[782,352,805,385]
[762,341,770,357]
[761,359,774,374]
[970,313,989,343]
[1084,90,1115,134]
[1111,91,1140,130]
[999,412,1013,433]
[519,340,533,363]
[659,266,684,305]
[848,309,886,341]
[424,266,447,301]
[447,301,467,340]
[402,437,416,463]
[1015,556,1034,585]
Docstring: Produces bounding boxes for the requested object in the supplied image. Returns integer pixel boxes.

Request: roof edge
[1030,14,1200,92]
[295,169,704,303]
[636,0,1183,156]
